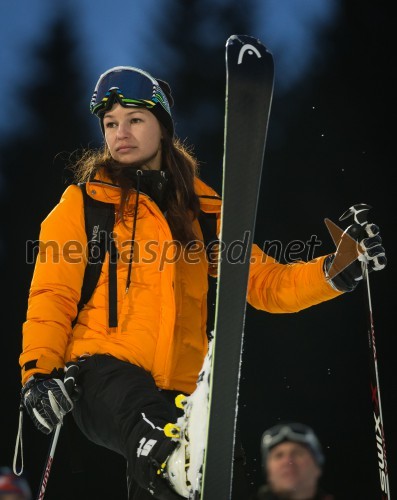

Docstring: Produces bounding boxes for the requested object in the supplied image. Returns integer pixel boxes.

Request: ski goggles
[261,422,324,466]
[90,66,172,120]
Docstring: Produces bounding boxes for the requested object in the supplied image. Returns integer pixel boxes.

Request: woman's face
[103,103,163,170]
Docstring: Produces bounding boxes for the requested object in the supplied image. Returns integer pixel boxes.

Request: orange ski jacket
[20,174,341,393]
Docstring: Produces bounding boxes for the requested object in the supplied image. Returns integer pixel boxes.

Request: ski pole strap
[108,238,118,328]
[13,402,24,476]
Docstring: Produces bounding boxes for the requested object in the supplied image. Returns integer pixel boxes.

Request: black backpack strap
[77,183,117,327]
[198,210,219,262]
[198,210,219,340]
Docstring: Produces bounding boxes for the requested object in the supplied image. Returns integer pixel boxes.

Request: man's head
[261,423,324,499]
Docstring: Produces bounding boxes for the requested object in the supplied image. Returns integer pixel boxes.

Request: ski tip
[226,34,271,54]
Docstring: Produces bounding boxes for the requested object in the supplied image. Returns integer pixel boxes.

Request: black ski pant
[72,354,254,499]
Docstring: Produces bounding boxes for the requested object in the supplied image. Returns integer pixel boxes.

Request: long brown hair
[72,130,201,244]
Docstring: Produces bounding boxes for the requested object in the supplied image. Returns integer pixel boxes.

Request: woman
[19,67,386,499]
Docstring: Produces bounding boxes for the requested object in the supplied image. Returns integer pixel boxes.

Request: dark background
[1,1,395,499]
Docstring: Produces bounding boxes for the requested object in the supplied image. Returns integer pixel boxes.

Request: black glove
[21,363,80,435]
[325,222,386,292]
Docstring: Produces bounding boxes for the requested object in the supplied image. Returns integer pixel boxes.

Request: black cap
[90,66,175,136]
[261,422,325,467]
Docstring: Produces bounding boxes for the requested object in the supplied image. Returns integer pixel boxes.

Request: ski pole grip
[339,203,372,226]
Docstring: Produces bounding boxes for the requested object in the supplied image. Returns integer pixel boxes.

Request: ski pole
[35,363,81,499]
[36,422,62,500]
[340,204,390,499]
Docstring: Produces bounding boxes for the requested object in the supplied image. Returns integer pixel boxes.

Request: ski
[199,34,274,498]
